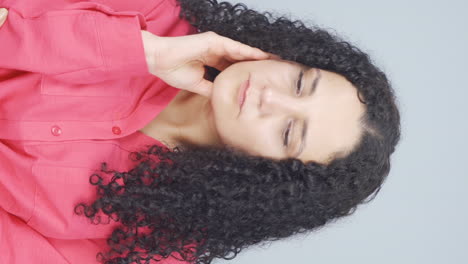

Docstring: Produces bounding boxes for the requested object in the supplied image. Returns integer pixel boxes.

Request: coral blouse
[0,0,197,263]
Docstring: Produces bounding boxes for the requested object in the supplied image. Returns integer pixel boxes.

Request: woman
[0,0,400,263]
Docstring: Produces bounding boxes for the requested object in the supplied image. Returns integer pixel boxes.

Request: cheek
[215,117,254,148]
[216,118,282,158]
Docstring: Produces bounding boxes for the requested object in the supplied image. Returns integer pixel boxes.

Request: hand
[141,30,278,97]
[0,8,8,27]
[0,8,274,97]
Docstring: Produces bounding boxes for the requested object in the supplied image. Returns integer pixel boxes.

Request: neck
[140,90,222,149]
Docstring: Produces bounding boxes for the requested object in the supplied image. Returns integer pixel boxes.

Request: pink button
[51,125,62,136]
[112,126,121,135]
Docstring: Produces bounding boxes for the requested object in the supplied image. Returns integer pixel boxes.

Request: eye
[296,70,304,96]
[283,119,293,147]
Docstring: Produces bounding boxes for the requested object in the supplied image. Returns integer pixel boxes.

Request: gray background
[219,0,468,263]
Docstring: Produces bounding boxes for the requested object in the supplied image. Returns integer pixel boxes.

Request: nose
[258,87,305,118]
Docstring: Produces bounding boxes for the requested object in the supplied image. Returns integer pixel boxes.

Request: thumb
[190,78,213,98]
[0,8,8,27]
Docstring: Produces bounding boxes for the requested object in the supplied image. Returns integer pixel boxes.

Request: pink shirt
[0,0,197,262]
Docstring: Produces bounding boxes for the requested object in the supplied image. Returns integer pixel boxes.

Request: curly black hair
[74,0,401,263]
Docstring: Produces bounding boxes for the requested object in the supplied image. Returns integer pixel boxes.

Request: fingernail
[268,53,281,60]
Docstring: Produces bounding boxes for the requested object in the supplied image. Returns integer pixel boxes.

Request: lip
[237,74,251,113]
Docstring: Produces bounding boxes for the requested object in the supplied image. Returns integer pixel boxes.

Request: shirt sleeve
[0,1,150,84]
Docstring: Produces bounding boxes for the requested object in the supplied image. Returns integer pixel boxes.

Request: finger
[212,58,234,71]
[216,36,270,61]
[266,52,282,60]
[0,8,8,27]
[189,78,213,98]
[209,51,279,71]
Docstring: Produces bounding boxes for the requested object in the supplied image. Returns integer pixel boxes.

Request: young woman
[0,0,400,263]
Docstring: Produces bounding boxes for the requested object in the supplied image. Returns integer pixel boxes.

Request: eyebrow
[309,68,321,96]
[294,68,321,158]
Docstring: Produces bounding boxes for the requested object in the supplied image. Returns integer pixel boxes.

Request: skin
[140,59,366,164]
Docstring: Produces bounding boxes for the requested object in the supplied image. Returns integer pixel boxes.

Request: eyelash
[283,119,293,147]
[283,70,304,148]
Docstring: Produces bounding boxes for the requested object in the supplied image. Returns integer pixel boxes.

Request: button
[112,126,121,135]
[51,125,62,136]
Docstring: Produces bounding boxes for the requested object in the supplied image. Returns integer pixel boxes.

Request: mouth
[237,73,251,115]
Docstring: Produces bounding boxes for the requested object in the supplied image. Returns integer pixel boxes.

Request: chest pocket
[40,74,130,97]
[25,141,136,238]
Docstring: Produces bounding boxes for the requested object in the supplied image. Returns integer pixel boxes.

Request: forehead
[298,68,365,164]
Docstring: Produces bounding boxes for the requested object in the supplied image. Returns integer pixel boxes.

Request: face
[210,59,366,164]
